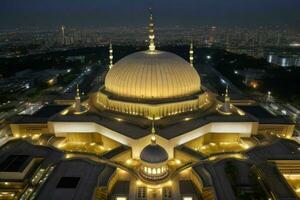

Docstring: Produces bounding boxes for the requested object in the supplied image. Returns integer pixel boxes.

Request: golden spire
[151,118,155,134]
[225,85,230,103]
[216,85,232,115]
[109,41,113,69]
[189,40,194,67]
[148,8,156,52]
[76,84,80,98]
[151,116,156,144]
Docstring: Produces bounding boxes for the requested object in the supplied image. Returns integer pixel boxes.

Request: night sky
[1,0,300,28]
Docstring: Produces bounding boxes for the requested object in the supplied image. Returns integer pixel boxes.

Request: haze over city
[1,0,300,28]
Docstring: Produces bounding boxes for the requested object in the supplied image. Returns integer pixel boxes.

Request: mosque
[7,9,296,200]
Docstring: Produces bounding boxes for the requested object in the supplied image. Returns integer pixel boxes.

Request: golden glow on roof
[60,109,69,115]
[184,117,192,121]
[282,173,300,197]
[151,136,156,144]
[175,159,182,164]
[115,118,123,122]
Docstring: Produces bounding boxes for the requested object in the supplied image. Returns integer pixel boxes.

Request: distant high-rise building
[61,25,65,45]
[266,52,300,67]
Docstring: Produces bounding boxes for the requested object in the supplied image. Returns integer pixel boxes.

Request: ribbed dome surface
[105,50,201,99]
[140,144,168,163]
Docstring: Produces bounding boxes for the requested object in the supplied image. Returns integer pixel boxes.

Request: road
[62,64,105,96]
[62,66,93,94]
[197,63,246,99]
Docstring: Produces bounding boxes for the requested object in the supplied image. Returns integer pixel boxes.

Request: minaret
[75,84,81,113]
[109,42,113,69]
[61,25,65,45]
[223,85,231,113]
[148,8,156,52]
[189,41,194,67]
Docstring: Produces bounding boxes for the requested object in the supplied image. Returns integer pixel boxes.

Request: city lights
[0,2,299,200]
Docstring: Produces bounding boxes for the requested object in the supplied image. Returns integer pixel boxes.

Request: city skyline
[1,0,300,29]
[0,2,300,200]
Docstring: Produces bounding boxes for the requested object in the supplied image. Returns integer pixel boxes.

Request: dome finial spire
[109,41,113,69]
[225,85,230,101]
[189,40,194,67]
[148,7,156,52]
[151,116,156,144]
[224,84,231,111]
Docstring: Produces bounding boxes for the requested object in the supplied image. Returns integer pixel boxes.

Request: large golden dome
[94,10,210,118]
[105,50,201,99]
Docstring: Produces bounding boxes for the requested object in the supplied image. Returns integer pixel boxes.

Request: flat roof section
[0,155,31,172]
[56,177,80,189]
[36,159,113,200]
[238,105,294,124]
[255,162,299,199]
[238,105,274,118]
[11,105,69,124]
[32,105,69,118]
[50,105,257,140]
[0,140,64,168]
[246,138,300,162]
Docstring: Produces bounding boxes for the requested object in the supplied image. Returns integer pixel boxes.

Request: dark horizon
[1,0,300,29]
